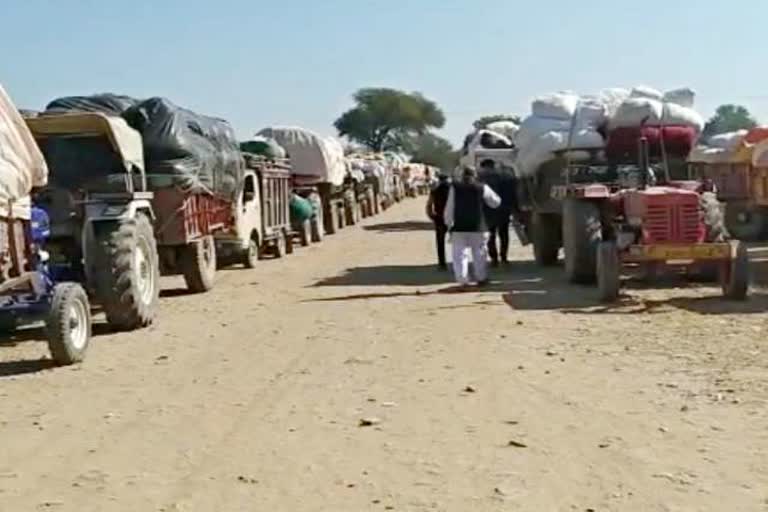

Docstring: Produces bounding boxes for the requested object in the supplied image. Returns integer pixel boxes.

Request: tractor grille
[643,195,702,244]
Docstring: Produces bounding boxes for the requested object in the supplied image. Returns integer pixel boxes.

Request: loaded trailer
[258,127,356,237]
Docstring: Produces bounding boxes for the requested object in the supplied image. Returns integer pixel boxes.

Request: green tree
[472,114,521,131]
[703,105,758,138]
[404,132,458,170]
[334,88,445,152]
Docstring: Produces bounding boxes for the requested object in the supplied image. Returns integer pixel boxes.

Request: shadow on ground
[0,322,113,378]
[363,221,434,233]
[311,259,768,315]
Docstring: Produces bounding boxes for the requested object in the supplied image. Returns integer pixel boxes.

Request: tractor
[555,138,750,302]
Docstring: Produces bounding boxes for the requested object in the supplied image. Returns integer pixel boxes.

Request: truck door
[239,172,262,245]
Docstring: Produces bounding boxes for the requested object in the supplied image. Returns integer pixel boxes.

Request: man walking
[478,159,515,266]
[425,171,451,270]
[443,167,501,287]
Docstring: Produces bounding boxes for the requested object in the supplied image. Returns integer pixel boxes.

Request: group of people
[425,160,517,288]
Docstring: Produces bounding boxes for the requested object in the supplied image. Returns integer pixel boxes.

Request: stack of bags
[515,92,606,177]
[606,86,704,161]
[514,86,705,177]
[690,128,768,166]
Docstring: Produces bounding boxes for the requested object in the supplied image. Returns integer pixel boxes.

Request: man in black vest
[478,159,515,266]
[443,167,501,287]
[426,172,451,269]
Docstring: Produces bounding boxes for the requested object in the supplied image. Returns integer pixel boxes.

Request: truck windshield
[38,135,124,189]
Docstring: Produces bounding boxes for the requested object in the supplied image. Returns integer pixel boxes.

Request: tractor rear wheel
[531,212,561,266]
[725,203,768,241]
[181,235,217,293]
[597,241,620,303]
[722,241,750,300]
[94,213,160,331]
[563,199,602,284]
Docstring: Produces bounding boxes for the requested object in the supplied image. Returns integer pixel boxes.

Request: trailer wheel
[181,235,217,293]
[298,220,311,247]
[310,216,324,243]
[46,283,91,365]
[722,241,750,300]
[242,237,259,269]
[597,241,620,303]
[725,204,768,241]
[532,212,561,266]
[284,229,295,255]
[563,199,602,284]
[94,213,160,331]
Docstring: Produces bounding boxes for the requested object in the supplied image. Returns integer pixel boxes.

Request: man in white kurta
[443,168,501,286]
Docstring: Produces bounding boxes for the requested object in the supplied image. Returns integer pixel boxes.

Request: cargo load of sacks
[689,127,768,167]
[515,86,704,177]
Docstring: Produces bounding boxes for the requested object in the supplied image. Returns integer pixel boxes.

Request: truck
[258,127,354,237]
[26,112,160,331]
[215,153,295,266]
[0,84,93,363]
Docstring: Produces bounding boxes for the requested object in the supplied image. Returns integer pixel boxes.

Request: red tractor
[556,138,750,302]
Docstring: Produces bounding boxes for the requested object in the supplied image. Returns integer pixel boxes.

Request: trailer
[258,127,354,237]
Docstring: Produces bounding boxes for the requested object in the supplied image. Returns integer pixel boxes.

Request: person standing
[478,159,514,266]
[425,172,451,269]
[443,167,501,287]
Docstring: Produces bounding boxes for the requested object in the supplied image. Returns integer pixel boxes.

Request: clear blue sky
[4,0,767,145]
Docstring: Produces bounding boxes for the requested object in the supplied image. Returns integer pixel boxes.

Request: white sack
[485,120,519,139]
[531,92,580,120]
[663,88,696,108]
[661,103,705,133]
[599,88,631,117]
[0,84,48,219]
[688,146,729,164]
[516,129,605,177]
[574,96,608,129]
[610,97,664,128]
[516,116,572,148]
[707,130,748,150]
[257,126,347,186]
[630,85,664,101]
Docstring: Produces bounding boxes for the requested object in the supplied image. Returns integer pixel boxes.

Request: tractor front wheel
[563,199,602,284]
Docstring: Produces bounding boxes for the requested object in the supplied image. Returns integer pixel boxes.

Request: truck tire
[725,203,767,241]
[563,198,602,284]
[722,241,750,300]
[46,283,91,365]
[298,220,311,247]
[310,216,324,243]
[94,214,160,331]
[532,212,561,266]
[181,235,217,293]
[597,241,620,303]
[242,237,259,269]
[284,229,295,255]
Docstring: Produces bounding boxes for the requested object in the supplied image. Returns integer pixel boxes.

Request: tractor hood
[26,112,144,173]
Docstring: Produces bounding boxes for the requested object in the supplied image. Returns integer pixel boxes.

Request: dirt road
[0,198,766,511]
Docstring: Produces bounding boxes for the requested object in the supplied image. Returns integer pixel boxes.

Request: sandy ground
[0,197,767,512]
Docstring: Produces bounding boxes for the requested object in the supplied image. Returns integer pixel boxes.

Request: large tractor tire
[94,214,160,331]
[181,235,217,293]
[722,241,750,300]
[724,203,768,241]
[562,198,602,284]
[46,283,91,365]
[531,212,561,266]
